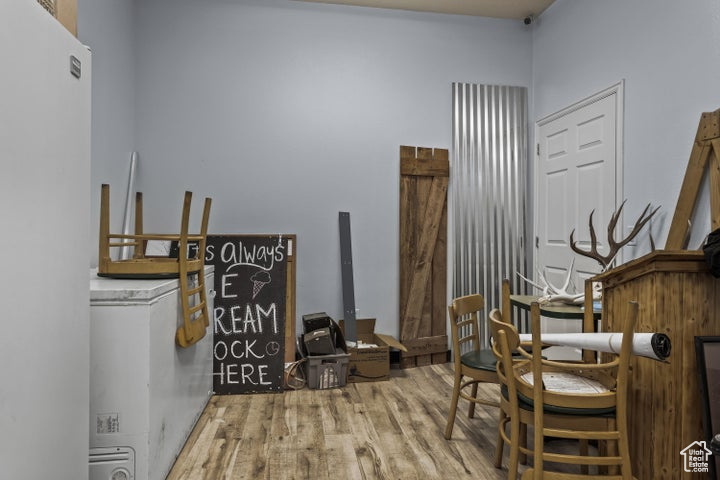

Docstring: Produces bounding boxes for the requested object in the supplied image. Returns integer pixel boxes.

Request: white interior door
[535,83,623,291]
[534,83,623,357]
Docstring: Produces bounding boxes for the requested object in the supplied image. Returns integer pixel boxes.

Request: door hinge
[535,236,539,248]
[536,143,540,156]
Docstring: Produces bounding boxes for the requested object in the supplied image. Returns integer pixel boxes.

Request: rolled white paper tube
[120,152,138,260]
[516,332,671,361]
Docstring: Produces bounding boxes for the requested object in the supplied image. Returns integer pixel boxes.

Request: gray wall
[78,0,136,263]
[129,0,532,335]
[80,0,720,338]
[532,0,720,252]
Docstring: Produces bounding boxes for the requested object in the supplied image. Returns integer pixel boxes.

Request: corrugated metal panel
[450,83,528,345]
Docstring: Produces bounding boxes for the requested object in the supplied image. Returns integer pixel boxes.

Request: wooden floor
[168,363,519,480]
[168,363,507,480]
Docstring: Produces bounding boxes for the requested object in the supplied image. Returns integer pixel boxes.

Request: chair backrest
[488,308,520,353]
[610,301,639,419]
[448,294,484,361]
[501,279,512,324]
[527,300,639,411]
[197,196,212,259]
[488,308,522,397]
[177,191,212,263]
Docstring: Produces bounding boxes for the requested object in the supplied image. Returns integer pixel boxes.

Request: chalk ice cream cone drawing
[250,270,271,299]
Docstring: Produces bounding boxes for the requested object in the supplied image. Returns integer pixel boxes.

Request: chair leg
[468,381,479,418]
[519,422,528,465]
[494,410,506,468]
[444,372,462,439]
[507,413,521,480]
[603,420,618,476]
[613,417,633,479]
[533,424,543,480]
[618,434,632,480]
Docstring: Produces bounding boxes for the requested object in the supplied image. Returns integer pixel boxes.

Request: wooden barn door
[399,146,449,368]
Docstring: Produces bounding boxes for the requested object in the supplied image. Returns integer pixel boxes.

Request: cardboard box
[36,0,77,36]
[340,319,407,383]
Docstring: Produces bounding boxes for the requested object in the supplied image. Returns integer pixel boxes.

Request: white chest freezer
[89,267,215,480]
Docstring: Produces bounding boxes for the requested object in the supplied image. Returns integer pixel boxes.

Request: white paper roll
[120,151,138,260]
[517,332,671,361]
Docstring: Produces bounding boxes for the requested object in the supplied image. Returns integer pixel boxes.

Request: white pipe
[119,152,138,260]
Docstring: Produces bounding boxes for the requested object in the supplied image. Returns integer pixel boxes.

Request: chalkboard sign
[205,235,292,394]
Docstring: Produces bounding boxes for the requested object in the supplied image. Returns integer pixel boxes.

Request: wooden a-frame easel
[666,109,720,249]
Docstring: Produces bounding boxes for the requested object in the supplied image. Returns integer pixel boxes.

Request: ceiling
[293,0,556,19]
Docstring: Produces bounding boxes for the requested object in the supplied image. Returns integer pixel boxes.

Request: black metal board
[339,212,356,342]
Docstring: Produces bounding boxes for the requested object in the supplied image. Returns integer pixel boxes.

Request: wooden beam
[285,237,297,364]
[711,140,720,230]
[400,157,449,177]
[697,110,720,141]
[666,109,720,249]
[402,335,448,356]
[665,139,712,249]
[400,175,448,341]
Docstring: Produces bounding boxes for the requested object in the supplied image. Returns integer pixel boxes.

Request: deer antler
[517,258,586,304]
[570,200,660,270]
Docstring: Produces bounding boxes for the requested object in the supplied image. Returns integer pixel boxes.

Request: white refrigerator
[0,1,92,479]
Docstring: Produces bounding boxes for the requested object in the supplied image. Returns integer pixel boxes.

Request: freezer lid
[89,266,214,303]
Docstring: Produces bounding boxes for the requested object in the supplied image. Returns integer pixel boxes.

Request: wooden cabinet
[591,250,720,480]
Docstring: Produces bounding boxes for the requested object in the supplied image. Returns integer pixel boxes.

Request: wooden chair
[98,184,212,348]
[444,294,499,440]
[490,308,586,479]
[489,307,530,479]
[523,300,637,479]
[489,301,638,480]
